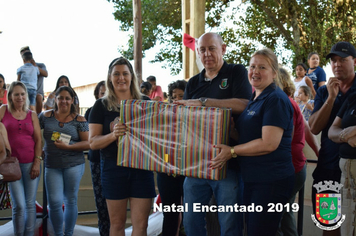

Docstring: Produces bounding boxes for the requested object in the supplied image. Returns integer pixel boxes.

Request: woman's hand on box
[113,123,128,138]
[210,144,232,169]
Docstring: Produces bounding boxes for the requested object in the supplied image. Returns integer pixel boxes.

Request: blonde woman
[89,57,155,236]
[0,81,42,236]
[212,49,294,235]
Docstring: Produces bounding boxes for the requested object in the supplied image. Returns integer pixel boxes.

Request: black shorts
[100,157,156,200]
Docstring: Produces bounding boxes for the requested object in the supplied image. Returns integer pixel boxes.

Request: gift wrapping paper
[117,100,231,180]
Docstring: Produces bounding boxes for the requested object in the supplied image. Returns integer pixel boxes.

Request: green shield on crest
[319,197,338,221]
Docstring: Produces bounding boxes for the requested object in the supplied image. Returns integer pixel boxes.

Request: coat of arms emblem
[311,181,346,230]
[219,78,229,89]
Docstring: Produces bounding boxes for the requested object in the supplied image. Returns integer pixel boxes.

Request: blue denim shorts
[27,89,37,106]
[101,158,156,200]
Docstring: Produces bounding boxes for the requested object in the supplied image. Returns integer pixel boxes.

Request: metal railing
[0,159,319,235]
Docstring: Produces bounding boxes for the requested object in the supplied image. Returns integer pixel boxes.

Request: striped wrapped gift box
[117,100,231,180]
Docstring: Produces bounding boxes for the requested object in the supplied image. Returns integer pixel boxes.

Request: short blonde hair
[7,81,29,113]
[251,48,282,89]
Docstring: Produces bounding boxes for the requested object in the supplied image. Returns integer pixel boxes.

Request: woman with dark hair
[84,80,110,235]
[45,75,80,112]
[306,52,327,91]
[93,81,106,100]
[39,86,89,236]
[89,57,156,235]
[0,74,7,105]
[0,81,42,236]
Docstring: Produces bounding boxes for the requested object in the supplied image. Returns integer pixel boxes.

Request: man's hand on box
[174,99,201,106]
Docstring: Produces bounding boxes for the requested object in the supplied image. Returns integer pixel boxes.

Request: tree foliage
[108,0,356,74]
[108,0,231,75]
[231,0,356,68]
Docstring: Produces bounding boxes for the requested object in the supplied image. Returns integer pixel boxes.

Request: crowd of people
[0,35,355,236]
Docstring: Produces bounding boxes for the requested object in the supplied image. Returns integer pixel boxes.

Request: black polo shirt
[184,61,252,169]
[184,61,251,101]
[337,91,356,159]
[312,74,356,171]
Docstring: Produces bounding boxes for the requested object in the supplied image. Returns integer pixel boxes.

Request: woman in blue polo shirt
[212,48,295,235]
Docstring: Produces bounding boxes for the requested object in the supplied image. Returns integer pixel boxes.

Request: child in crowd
[163,92,168,102]
[306,52,326,92]
[17,51,39,111]
[293,63,316,99]
[157,79,187,236]
[140,81,152,97]
[297,85,314,121]
[168,80,186,103]
[147,75,164,101]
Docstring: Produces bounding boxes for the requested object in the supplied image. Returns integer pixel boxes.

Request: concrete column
[182,0,205,80]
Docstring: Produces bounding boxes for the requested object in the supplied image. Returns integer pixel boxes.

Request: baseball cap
[326,41,356,59]
[20,46,31,55]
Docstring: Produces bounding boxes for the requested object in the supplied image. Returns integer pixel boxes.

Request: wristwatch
[199,97,208,106]
[231,147,237,158]
[36,156,43,161]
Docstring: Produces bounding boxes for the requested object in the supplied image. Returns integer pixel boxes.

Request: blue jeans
[183,169,243,236]
[9,162,41,236]
[277,164,307,236]
[27,89,37,106]
[45,164,85,236]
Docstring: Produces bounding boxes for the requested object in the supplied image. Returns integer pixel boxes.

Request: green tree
[232,0,356,68]
[108,0,231,75]
[108,0,356,74]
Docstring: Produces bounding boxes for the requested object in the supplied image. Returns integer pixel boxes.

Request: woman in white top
[293,63,316,99]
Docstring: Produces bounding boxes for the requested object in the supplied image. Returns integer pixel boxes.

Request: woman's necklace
[55,112,73,128]
[12,110,26,120]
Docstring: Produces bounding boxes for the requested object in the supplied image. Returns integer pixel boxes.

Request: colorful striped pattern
[117,100,231,180]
